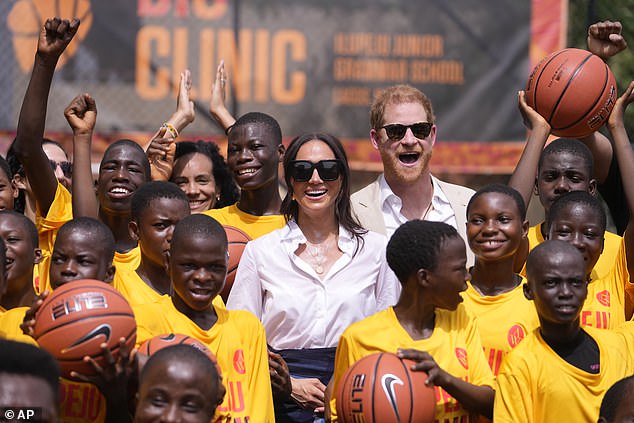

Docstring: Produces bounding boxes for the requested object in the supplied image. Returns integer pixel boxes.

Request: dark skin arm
[509,91,551,272]
[71,339,137,423]
[65,93,98,218]
[397,348,494,419]
[13,17,79,216]
[268,351,292,398]
[606,82,634,304]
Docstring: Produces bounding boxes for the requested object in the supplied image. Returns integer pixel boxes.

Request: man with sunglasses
[351,84,475,264]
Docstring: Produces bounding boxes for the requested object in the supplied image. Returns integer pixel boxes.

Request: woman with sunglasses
[227,132,399,422]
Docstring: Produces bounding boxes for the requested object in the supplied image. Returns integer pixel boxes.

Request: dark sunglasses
[381,122,432,141]
[289,160,342,182]
[49,160,72,177]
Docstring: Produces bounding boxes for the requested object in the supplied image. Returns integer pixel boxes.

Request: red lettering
[485,347,504,376]
[581,311,611,329]
[64,384,80,417]
[581,311,591,327]
[87,386,103,421]
[227,381,245,413]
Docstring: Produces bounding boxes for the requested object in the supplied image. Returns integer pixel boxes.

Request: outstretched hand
[37,17,80,63]
[587,20,627,61]
[517,90,550,132]
[397,348,451,388]
[608,81,634,129]
[146,127,176,181]
[176,69,195,127]
[209,60,229,116]
[64,93,97,135]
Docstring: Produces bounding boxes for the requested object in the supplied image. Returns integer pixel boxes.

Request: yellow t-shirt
[527,222,623,280]
[113,246,141,274]
[330,306,495,422]
[528,223,632,328]
[0,307,36,345]
[134,295,274,423]
[461,280,539,375]
[494,326,634,423]
[35,183,73,294]
[203,204,286,240]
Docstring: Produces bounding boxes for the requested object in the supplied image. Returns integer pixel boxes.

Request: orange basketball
[221,225,251,302]
[138,333,212,358]
[337,352,436,423]
[525,48,617,138]
[33,280,136,379]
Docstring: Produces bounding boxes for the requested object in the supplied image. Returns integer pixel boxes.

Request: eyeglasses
[49,160,72,178]
[289,160,342,182]
[380,122,432,141]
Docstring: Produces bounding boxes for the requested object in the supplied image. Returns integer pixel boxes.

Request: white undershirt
[379,173,457,238]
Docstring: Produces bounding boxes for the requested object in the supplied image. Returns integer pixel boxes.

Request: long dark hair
[281,132,367,252]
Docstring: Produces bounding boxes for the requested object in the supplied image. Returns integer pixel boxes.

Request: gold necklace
[305,238,331,275]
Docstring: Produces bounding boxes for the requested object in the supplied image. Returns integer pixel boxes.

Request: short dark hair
[0,210,39,247]
[387,220,460,283]
[101,139,151,180]
[547,191,606,233]
[141,344,220,383]
[55,217,116,265]
[467,184,527,221]
[538,138,593,177]
[173,140,240,208]
[599,375,634,422]
[0,339,60,404]
[171,214,227,250]
[228,112,282,146]
[131,181,190,222]
[526,239,583,282]
[281,132,367,253]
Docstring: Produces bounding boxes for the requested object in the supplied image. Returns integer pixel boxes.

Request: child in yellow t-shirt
[597,375,634,423]
[134,214,274,423]
[462,185,538,375]
[495,240,634,423]
[330,220,495,422]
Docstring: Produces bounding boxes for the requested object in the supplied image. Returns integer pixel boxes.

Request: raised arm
[64,93,98,218]
[508,91,551,209]
[606,81,634,279]
[587,20,627,61]
[209,60,236,132]
[13,17,79,216]
[142,70,194,151]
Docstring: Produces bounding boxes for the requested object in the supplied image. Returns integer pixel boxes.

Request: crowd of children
[1,14,634,423]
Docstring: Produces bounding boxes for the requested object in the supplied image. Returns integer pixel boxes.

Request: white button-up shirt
[379,174,458,238]
[226,220,401,350]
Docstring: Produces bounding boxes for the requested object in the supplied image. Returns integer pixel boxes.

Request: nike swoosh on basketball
[381,374,404,421]
[64,324,112,352]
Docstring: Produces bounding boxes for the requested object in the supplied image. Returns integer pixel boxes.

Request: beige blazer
[351,175,475,265]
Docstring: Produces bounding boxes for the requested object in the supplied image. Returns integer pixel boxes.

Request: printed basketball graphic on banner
[507,324,526,348]
[596,290,610,307]
[8,0,92,72]
[455,348,468,370]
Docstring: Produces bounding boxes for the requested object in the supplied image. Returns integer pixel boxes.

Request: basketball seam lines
[556,63,609,132]
[548,52,593,125]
